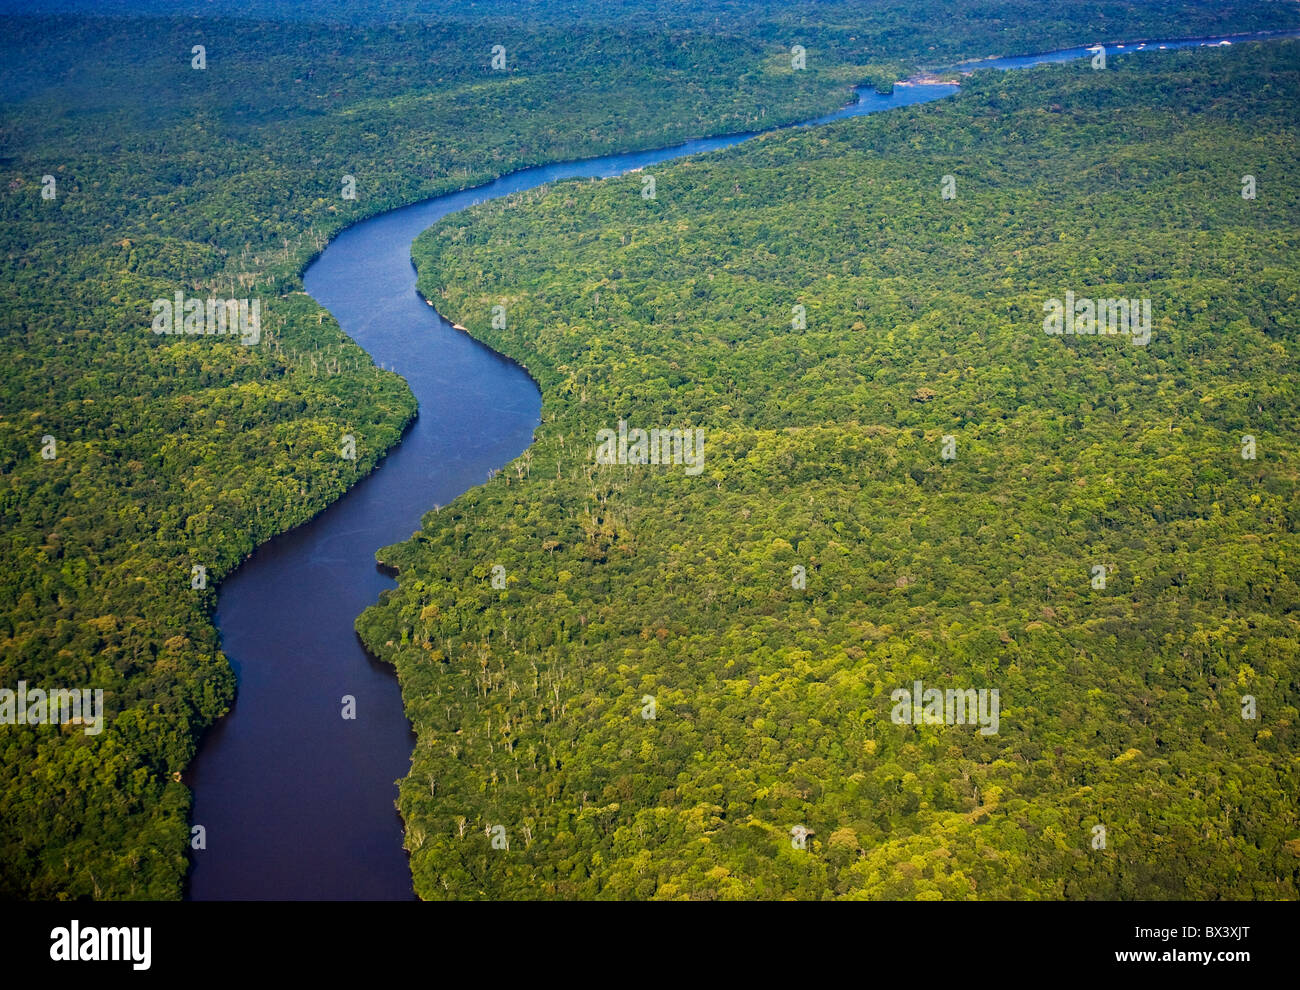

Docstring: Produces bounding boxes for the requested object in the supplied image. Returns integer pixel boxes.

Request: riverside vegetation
[367,40,1300,899]
[2,1,1297,899]
[0,9,894,899]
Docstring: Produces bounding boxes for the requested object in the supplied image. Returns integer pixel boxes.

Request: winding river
[185,30,1298,899]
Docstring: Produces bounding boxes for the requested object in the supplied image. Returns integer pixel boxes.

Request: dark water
[185,30,1294,900]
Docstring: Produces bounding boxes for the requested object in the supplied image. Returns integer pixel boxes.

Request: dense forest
[9,0,1300,63]
[2,1,1297,900]
[0,11,880,899]
[367,40,1300,898]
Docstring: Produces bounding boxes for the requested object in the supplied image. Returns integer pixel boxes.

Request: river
[185,29,1298,899]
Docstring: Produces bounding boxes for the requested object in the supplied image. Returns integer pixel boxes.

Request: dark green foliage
[370,41,1300,899]
[11,1,1300,64]
[5,2,1298,901]
[0,13,862,900]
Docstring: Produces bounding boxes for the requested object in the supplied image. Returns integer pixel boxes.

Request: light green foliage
[0,13,858,899]
[372,42,1300,899]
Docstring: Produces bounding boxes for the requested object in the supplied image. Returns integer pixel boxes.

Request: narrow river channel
[185,30,1297,899]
